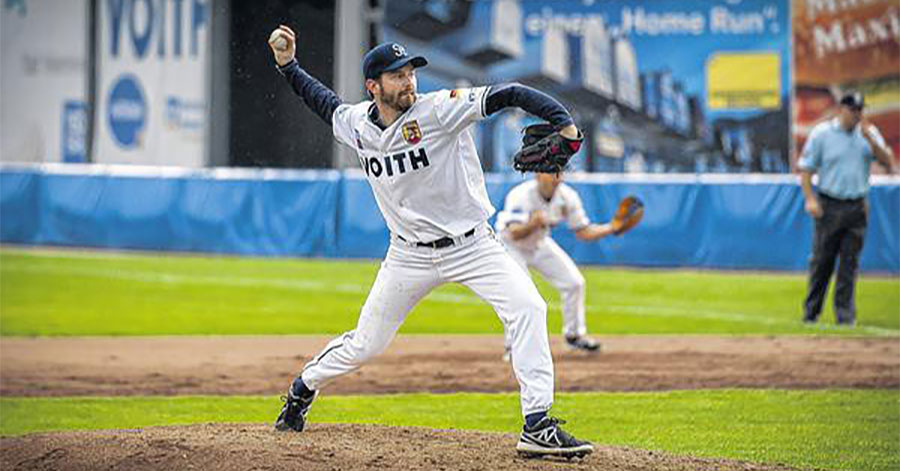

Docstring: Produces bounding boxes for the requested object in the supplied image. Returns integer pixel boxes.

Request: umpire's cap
[839,91,865,110]
[363,42,427,80]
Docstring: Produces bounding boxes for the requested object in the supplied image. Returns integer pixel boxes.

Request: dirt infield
[2,335,898,397]
[3,335,896,470]
[0,423,800,471]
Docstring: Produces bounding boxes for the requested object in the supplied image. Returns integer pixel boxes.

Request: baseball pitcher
[268,25,592,458]
[495,172,643,360]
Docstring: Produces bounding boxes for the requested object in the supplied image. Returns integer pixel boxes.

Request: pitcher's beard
[383,90,415,113]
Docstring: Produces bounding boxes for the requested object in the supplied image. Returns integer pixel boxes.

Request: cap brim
[383,56,428,73]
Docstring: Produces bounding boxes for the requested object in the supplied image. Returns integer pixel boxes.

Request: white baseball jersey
[299,88,557,419]
[496,179,592,339]
[332,87,494,242]
[495,180,590,250]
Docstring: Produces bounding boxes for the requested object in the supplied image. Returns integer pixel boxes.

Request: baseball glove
[610,196,644,236]
[512,123,584,173]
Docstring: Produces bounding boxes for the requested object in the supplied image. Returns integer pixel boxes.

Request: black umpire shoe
[274,389,318,432]
[516,416,594,459]
[565,335,601,352]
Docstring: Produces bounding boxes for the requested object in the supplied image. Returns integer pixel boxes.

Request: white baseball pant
[300,223,555,418]
[504,237,587,340]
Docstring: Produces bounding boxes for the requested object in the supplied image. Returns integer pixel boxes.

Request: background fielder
[496,172,619,357]
[268,25,593,458]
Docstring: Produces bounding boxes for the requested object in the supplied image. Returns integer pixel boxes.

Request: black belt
[398,228,476,249]
[818,191,864,203]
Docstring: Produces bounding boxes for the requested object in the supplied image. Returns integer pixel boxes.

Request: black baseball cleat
[274,389,318,432]
[516,416,594,459]
[565,335,601,352]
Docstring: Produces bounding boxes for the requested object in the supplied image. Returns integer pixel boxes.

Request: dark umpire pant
[804,192,868,324]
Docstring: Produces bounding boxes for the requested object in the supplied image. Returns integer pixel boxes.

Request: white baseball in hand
[269,30,288,51]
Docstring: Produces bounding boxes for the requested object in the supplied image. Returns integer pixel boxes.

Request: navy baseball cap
[839,91,865,110]
[363,42,427,80]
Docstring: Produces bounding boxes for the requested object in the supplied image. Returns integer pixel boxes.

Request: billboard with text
[93,0,210,167]
[792,0,898,173]
[1,0,88,164]
[384,0,791,173]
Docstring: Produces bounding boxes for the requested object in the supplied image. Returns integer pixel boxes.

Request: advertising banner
[383,0,791,173]
[1,0,88,163]
[93,0,210,166]
[792,0,899,169]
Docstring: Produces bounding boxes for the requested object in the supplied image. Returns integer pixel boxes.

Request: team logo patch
[401,120,423,144]
[450,89,459,99]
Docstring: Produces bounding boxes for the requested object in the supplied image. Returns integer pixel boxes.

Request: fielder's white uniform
[300,87,555,418]
[495,180,590,339]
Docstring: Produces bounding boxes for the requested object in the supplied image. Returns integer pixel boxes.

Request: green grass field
[1,390,897,471]
[1,247,898,470]
[1,248,897,336]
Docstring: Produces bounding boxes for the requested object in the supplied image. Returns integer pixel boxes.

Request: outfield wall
[1,164,898,273]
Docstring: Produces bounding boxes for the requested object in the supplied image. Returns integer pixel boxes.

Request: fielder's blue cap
[363,42,427,80]
[839,91,865,110]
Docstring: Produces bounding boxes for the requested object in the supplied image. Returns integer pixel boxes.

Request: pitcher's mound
[2,423,798,470]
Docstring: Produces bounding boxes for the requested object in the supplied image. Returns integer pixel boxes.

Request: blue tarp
[1,169,339,257]
[1,167,897,272]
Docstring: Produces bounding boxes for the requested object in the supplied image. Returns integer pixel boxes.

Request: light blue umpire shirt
[798,117,886,200]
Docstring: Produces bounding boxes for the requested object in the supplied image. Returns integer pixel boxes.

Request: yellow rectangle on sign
[707,53,780,110]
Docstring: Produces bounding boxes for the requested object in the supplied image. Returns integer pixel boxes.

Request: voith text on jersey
[360,147,430,178]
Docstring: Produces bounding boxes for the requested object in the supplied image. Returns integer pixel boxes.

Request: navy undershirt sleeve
[484,82,573,128]
[277,59,343,126]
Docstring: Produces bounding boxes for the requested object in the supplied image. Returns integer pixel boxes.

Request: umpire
[798,91,896,325]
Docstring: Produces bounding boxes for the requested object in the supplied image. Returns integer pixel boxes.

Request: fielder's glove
[512,123,584,173]
[610,196,644,236]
